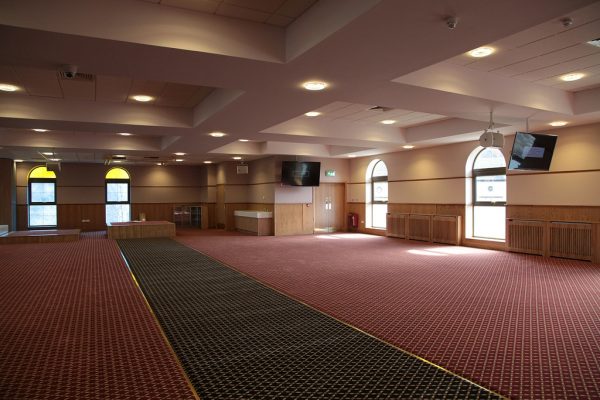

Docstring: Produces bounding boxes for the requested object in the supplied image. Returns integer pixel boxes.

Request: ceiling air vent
[368,106,393,112]
[58,72,95,81]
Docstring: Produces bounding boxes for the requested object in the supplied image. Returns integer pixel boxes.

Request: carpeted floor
[177,230,600,400]
[0,232,196,399]
[118,237,501,400]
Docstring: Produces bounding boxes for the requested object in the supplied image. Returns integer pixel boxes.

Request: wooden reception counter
[234,211,273,236]
[107,221,176,239]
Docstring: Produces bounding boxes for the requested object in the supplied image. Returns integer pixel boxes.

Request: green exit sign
[325,169,336,177]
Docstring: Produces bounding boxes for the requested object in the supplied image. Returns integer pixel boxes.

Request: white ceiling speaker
[479,111,504,148]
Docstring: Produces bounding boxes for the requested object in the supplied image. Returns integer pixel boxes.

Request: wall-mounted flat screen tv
[281,161,321,186]
[508,132,558,171]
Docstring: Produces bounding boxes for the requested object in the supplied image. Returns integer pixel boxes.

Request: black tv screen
[508,132,557,171]
[281,161,321,186]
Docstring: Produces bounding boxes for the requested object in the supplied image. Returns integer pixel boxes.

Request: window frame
[471,148,507,240]
[105,178,130,205]
[370,160,388,229]
[28,177,57,229]
[472,167,507,207]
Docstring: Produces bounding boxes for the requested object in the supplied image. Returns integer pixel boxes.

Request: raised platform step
[0,229,80,244]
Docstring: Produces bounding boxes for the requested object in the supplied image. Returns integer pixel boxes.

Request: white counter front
[234,210,273,235]
[234,210,273,219]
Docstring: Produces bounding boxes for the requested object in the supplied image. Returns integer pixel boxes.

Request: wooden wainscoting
[17,202,215,232]
[408,214,432,242]
[507,219,546,256]
[386,213,408,238]
[274,203,313,236]
[549,222,592,261]
[432,215,462,245]
[507,206,600,263]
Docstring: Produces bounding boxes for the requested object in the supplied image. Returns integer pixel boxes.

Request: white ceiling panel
[216,3,269,23]
[224,0,285,14]
[276,0,317,18]
[0,66,20,87]
[126,80,167,105]
[492,44,599,77]
[462,20,600,73]
[60,79,95,101]
[96,75,131,103]
[516,52,600,81]
[161,0,220,13]
[15,67,62,97]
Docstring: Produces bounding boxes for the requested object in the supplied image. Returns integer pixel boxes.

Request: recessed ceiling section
[1,65,216,108]
[139,0,318,28]
[301,101,447,127]
[0,128,163,153]
[440,3,600,92]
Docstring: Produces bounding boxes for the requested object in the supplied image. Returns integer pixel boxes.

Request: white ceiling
[0,0,599,166]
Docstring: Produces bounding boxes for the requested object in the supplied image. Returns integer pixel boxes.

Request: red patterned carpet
[0,232,196,399]
[177,231,600,400]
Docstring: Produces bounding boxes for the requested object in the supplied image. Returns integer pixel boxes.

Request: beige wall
[506,123,600,206]
[348,122,600,207]
[16,163,205,205]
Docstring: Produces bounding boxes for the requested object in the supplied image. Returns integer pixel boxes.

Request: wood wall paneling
[506,205,600,223]
[274,204,312,236]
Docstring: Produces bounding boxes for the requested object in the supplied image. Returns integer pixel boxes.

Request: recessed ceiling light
[302,81,328,91]
[468,47,495,58]
[587,38,600,48]
[49,158,61,162]
[348,155,356,158]
[113,154,126,158]
[403,145,415,149]
[14,159,24,163]
[238,139,249,142]
[549,121,568,127]
[174,152,186,156]
[209,132,226,137]
[305,111,321,117]
[112,160,122,163]
[232,156,242,160]
[175,159,184,162]
[560,72,584,81]
[0,83,19,92]
[117,132,133,136]
[203,161,213,164]
[132,95,154,102]
[381,120,396,125]
[156,162,163,166]
[41,152,53,156]
[32,129,49,132]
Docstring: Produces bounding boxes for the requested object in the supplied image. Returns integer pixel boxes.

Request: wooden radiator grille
[432,215,461,245]
[549,222,592,261]
[507,220,545,255]
[386,213,408,238]
[408,214,432,241]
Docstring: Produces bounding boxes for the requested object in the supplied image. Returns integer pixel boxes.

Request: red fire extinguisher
[348,212,359,229]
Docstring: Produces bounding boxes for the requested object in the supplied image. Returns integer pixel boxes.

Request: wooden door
[313,183,345,233]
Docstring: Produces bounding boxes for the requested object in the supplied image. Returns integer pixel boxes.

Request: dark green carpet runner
[118,238,500,399]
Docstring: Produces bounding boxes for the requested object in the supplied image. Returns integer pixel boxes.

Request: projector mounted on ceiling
[479,111,504,148]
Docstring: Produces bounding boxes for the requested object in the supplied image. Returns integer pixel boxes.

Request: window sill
[463,237,506,251]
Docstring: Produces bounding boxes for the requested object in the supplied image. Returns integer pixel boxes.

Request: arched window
[366,159,388,229]
[28,166,57,228]
[105,167,131,224]
[472,148,506,240]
